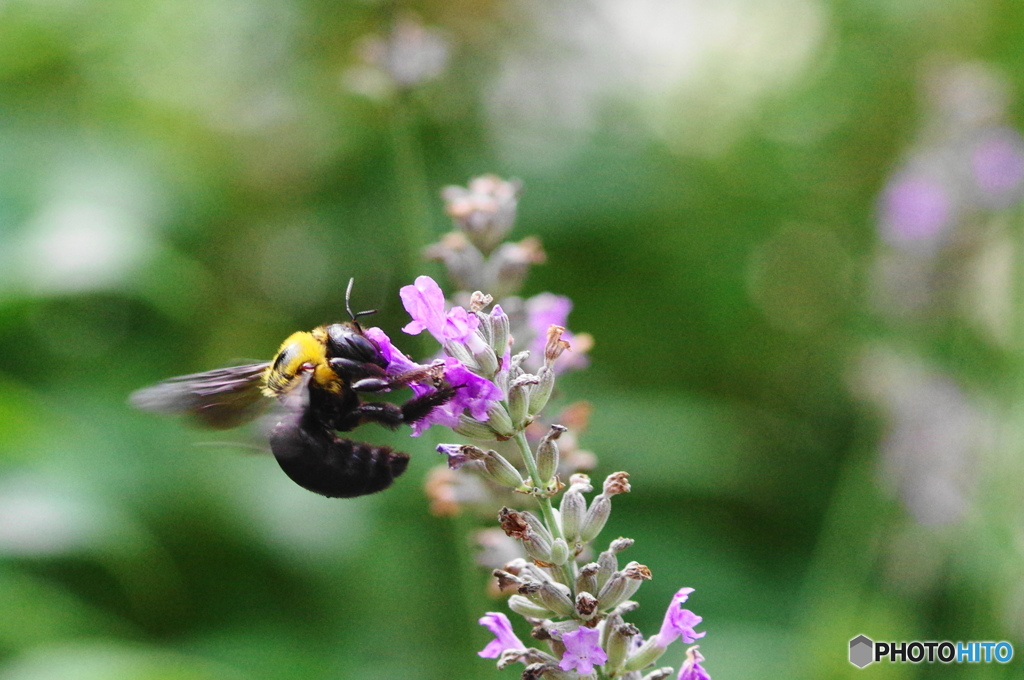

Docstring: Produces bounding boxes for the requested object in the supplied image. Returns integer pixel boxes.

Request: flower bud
[542,619,580,639]
[536,424,566,486]
[579,473,630,543]
[579,495,610,543]
[600,608,624,651]
[473,343,500,377]
[605,622,640,675]
[499,508,555,564]
[454,414,499,440]
[508,351,530,377]
[508,593,555,619]
[492,569,524,591]
[496,648,557,671]
[597,561,651,611]
[507,375,538,430]
[529,365,556,415]
[575,591,599,620]
[485,402,516,438]
[641,668,675,680]
[548,537,570,566]
[443,340,478,372]
[559,482,589,543]
[529,581,575,618]
[520,511,551,540]
[575,562,599,596]
[596,537,633,590]
[517,582,548,610]
[493,365,509,399]
[624,638,668,672]
[480,449,526,490]
[490,304,510,358]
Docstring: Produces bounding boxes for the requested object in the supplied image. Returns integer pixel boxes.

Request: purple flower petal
[363,327,421,375]
[525,293,589,372]
[656,588,706,646]
[478,612,525,659]
[437,444,470,470]
[558,626,607,675]
[678,646,711,680]
[400,275,448,338]
[972,127,1024,207]
[406,358,503,437]
[878,173,953,247]
[400,275,480,345]
[443,358,502,420]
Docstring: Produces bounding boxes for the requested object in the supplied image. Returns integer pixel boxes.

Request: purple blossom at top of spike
[878,172,954,248]
[525,292,589,371]
[409,357,502,436]
[401,275,480,345]
[655,588,706,647]
[478,612,526,659]
[971,127,1024,207]
[364,327,502,436]
[558,626,607,675]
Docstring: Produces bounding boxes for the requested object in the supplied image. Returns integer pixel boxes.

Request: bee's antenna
[346,278,377,322]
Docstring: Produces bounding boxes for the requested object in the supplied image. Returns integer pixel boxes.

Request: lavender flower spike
[558,626,608,674]
[478,612,526,659]
[655,588,706,646]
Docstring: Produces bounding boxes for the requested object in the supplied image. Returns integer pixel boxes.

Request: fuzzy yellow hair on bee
[261,328,344,398]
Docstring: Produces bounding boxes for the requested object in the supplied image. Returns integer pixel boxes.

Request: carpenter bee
[131,281,455,498]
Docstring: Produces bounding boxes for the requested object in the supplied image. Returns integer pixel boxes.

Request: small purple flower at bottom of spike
[558,626,607,675]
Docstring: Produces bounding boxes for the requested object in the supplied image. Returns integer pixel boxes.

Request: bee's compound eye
[326,323,385,367]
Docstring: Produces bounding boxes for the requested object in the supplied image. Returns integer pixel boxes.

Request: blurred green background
[2,0,1024,678]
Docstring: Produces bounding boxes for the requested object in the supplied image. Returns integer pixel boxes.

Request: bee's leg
[328,358,389,387]
[342,384,458,430]
[269,412,409,498]
[399,384,458,424]
[332,358,446,395]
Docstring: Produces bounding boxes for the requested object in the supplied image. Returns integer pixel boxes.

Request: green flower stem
[513,430,578,585]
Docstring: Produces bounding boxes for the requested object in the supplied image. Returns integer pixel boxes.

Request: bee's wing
[129,363,272,430]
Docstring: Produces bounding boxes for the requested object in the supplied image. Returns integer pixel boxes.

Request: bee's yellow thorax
[262,330,341,397]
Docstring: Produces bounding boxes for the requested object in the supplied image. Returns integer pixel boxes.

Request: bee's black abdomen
[269,416,409,498]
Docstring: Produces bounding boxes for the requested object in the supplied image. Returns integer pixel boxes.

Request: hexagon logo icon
[849,635,874,668]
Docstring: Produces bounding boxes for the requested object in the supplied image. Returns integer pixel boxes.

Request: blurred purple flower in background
[525,292,590,372]
[878,172,954,249]
[971,127,1024,208]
